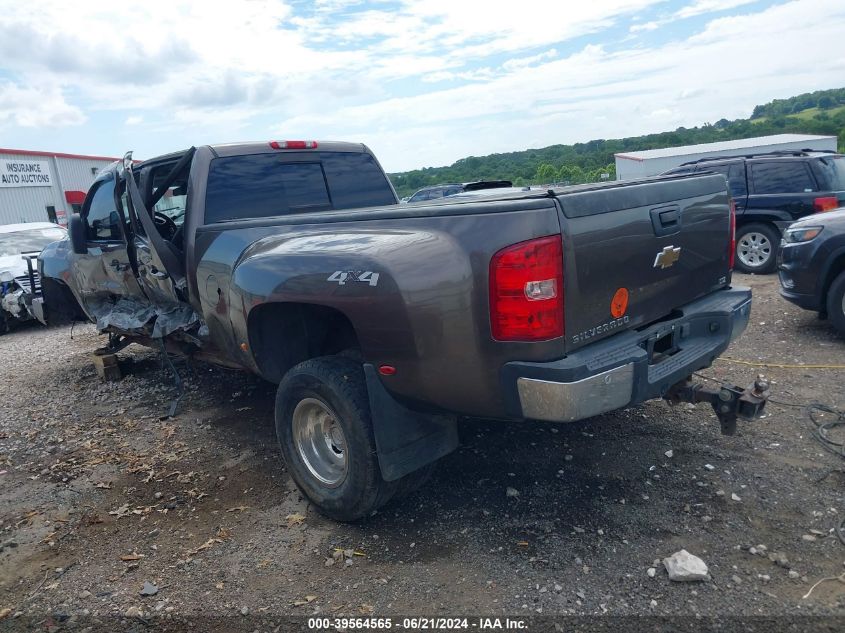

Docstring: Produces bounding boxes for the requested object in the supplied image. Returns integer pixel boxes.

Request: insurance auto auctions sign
[0,159,52,187]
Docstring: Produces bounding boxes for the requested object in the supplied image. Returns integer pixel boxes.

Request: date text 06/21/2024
[307,617,528,630]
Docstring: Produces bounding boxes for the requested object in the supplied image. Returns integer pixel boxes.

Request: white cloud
[674,0,758,20]
[272,0,845,170]
[629,0,757,33]
[0,82,85,127]
[502,49,559,72]
[0,0,843,172]
[630,20,660,32]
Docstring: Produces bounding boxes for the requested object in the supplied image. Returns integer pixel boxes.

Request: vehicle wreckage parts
[0,254,40,330]
[275,356,458,521]
[665,375,770,435]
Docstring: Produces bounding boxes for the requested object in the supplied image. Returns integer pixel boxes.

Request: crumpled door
[123,150,201,337]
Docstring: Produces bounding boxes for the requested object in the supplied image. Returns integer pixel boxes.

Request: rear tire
[825,271,845,337]
[734,223,780,274]
[275,356,397,521]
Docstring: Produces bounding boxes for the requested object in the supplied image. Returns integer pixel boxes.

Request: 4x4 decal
[327,270,380,286]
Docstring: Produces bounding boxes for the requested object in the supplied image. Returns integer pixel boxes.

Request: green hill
[388,87,845,198]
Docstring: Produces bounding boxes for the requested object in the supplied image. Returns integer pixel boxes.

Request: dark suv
[778,207,845,335]
[664,150,845,274]
[405,180,512,203]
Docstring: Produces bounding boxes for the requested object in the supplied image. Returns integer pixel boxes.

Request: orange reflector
[610,287,629,319]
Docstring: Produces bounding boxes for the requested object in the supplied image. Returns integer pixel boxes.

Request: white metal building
[0,148,121,226]
[614,134,838,180]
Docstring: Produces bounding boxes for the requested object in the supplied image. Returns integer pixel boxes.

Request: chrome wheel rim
[291,398,348,487]
[737,232,772,268]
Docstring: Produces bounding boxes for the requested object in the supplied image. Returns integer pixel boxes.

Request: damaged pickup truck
[0,222,66,334]
[37,140,768,520]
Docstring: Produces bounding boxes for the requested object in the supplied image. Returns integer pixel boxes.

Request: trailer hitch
[665,374,769,435]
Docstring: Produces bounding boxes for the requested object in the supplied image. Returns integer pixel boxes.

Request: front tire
[734,223,780,274]
[825,271,845,337]
[275,356,397,521]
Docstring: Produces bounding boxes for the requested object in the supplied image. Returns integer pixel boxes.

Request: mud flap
[363,364,459,481]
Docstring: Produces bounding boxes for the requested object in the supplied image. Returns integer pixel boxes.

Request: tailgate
[558,174,732,352]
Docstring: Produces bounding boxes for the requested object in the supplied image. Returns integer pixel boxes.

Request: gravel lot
[1,273,844,630]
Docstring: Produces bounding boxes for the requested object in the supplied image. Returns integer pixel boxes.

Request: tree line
[389,87,845,198]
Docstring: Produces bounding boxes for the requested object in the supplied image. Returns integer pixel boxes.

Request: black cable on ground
[158,338,184,420]
[693,373,845,546]
[767,398,845,460]
[763,398,845,546]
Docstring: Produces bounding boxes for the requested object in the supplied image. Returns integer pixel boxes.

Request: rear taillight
[814,196,838,213]
[269,140,318,150]
[729,199,736,271]
[489,235,564,341]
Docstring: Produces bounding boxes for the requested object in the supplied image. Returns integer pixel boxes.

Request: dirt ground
[1,273,844,631]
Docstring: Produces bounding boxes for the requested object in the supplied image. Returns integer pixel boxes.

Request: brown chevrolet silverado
[36,140,767,520]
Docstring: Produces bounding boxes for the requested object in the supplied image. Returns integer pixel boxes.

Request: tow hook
[665,375,769,435]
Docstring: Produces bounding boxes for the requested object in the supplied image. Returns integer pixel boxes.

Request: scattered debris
[140,581,158,597]
[506,487,519,498]
[731,493,741,502]
[663,550,709,582]
[187,538,224,557]
[664,450,674,458]
[108,504,131,519]
[285,513,306,527]
[802,572,845,600]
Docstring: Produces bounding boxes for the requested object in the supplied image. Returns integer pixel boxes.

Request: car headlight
[783,226,823,243]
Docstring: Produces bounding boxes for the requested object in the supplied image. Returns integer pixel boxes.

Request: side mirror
[69,213,88,255]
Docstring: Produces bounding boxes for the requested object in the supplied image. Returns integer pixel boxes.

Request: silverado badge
[653,245,681,269]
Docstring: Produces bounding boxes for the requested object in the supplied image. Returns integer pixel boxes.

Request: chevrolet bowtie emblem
[653,245,681,269]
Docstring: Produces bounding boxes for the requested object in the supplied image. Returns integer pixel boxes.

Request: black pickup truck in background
[36,140,768,520]
[664,150,845,274]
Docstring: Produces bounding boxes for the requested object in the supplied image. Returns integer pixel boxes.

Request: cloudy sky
[0,0,843,172]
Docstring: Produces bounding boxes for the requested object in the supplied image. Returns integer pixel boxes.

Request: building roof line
[0,147,123,162]
[613,134,836,161]
[613,153,644,162]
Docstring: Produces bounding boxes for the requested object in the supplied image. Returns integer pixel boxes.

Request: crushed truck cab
[37,140,766,521]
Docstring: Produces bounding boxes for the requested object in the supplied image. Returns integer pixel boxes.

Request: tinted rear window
[750,161,816,194]
[321,153,397,209]
[205,152,395,223]
[814,156,845,191]
[698,162,747,198]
